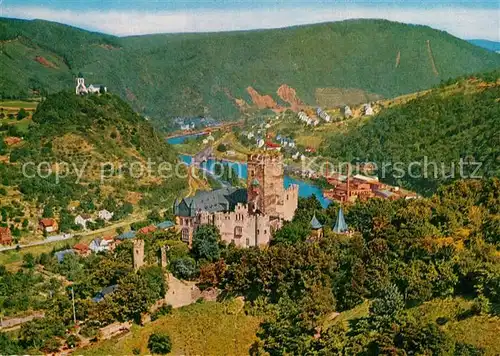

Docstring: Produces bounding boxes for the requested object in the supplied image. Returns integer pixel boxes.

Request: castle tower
[133,239,145,270]
[76,74,87,95]
[247,153,284,218]
[160,246,169,268]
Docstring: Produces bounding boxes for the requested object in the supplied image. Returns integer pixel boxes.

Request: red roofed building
[265,141,281,151]
[138,225,157,235]
[39,218,58,233]
[0,227,12,245]
[73,243,90,257]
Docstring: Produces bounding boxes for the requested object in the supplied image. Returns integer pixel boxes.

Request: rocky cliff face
[246,87,284,112]
[277,84,304,111]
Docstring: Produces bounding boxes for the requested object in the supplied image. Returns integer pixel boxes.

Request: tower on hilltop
[247,153,285,218]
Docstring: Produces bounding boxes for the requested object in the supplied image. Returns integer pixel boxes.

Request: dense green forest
[1,17,499,127]
[217,178,500,354]
[0,91,185,234]
[323,74,500,196]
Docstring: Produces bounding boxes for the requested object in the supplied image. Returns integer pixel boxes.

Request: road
[0,233,74,252]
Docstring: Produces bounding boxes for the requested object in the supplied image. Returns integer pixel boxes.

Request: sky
[1,0,499,40]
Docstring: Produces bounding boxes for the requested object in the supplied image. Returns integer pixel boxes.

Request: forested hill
[0,92,185,231]
[1,17,500,128]
[323,73,500,195]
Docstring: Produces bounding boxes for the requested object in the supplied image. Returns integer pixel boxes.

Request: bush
[148,333,172,354]
[151,304,173,321]
[65,334,80,348]
[471,295,491,316]
[217,143,227,152]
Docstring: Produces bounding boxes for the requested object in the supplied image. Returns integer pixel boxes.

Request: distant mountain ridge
[468,39,500,53]
[1,17,500,129]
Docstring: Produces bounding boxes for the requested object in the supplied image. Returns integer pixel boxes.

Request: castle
[174,153,299,247]
[76,74,107,95]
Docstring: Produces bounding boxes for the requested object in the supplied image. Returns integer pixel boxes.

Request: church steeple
[333,207,348,234]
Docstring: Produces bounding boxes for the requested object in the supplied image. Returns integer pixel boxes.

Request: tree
[148,333,172,354]
[192,225,221,262]
[19,318,65,350]
[112,273,156,323]
[217,143,227,152]
[22,253,36,268]
[171,257,196,280]
[0,333,21,354]
[370,284,404,320]
[17,108,28,120]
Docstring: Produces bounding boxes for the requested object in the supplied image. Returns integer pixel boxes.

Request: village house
[75,214,94,230]
[363,103,374,116]
[174,153,299,248]
[73,243,91,257]
[265,141,281,151]
[117,230,136,240]
[98,209,114,221]
[54,249,74,263]
[3,137,22,146]
[39,218,58,233]
[0,227,12,245]
[137,225,157,235]
[157,220,175,230]
[344,105,353,118]
[89,237,112,253]
[316,108,331,122]
[92,285,118,302]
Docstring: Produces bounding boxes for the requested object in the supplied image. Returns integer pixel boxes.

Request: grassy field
[0,100,39,110]
[408,298,500,355]
[326,297,500,355]
[80,301,262,355]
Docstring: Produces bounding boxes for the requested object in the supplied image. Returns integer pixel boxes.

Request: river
[169,133,330,208]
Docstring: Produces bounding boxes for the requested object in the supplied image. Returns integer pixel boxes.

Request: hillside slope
[0,92,185,239]
[323,73,500,195]
[1,18,500,127]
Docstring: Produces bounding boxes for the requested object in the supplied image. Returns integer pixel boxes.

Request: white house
[98,209,114,221]
[89,238,109,253]
[344,106,353,118]
[87,84,107,94]
[316,108,331,122]
[256,138,265,148]
[75,214,94,230]
[363,104,374,116]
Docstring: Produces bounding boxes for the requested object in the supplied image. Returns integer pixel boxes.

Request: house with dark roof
[54,249,75,263]
[117,230,136,240]
[92,284,118,302]
[157,220,175,230]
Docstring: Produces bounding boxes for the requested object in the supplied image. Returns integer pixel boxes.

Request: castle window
[264,230,267,235]
[257,229,260,235]
[181,228,189,242]
[234,226,243,239]
[246,238,250,246]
